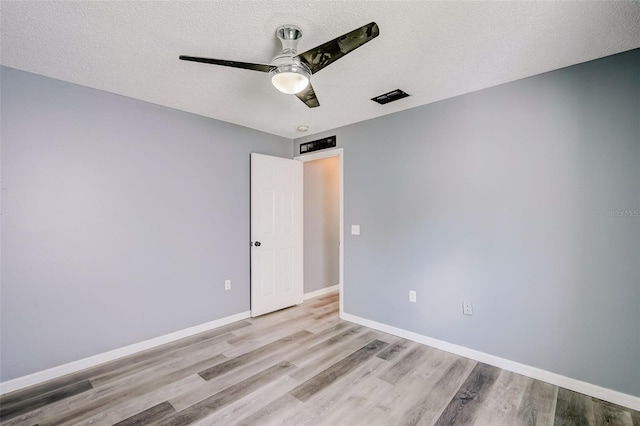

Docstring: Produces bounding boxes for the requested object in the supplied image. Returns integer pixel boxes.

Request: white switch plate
[351,225,360,235]
[225,280,231,291]
[409,290,417,303]
[463,301,473,315]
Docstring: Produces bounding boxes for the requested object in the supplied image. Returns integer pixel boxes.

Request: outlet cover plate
[463,301,473,315]
[409,290,417,303]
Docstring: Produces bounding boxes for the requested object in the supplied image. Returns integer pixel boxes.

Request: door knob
[254,241,261,247]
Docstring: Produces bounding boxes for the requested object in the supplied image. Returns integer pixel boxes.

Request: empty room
[1,1,639,425]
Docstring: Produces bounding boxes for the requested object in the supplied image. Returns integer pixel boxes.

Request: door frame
[294,148,344,317]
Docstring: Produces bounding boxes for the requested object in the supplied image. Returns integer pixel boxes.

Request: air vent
[300,136,336,155]
[371,89,410,105]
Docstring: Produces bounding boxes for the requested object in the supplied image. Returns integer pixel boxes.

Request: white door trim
[295,148,344,317]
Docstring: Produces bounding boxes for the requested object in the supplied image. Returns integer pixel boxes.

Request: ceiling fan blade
[296,22,379,75]
[295,83,320,108]
[179,56,273,73]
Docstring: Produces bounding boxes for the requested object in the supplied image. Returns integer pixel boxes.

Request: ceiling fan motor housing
[270,25,311,94]
[270,57,310,94]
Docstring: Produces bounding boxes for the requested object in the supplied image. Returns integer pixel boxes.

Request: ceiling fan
[179,22,379,108]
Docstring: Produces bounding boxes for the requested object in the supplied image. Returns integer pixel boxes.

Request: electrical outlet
[225,279,231,291]
[463,301,473,315]
[409,290,417,303]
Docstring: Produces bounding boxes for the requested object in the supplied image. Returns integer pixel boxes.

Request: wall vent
[371,89,410,105]
[300,136,336,155]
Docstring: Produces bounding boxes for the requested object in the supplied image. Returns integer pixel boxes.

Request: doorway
[296,148,344,316]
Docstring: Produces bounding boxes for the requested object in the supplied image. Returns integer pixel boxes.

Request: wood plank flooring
[1,290,638,426]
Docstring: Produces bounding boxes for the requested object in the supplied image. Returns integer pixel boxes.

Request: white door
[251,153,303,317]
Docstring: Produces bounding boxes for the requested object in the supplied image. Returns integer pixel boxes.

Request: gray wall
[295,49,640,397]
[303,157,340,294]
[0,66,292,381]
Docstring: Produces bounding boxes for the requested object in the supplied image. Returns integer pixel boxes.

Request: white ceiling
[1,1,638,139]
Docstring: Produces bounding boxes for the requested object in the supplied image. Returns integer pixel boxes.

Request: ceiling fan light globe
[270,64,310,94]
[272,72,309,94]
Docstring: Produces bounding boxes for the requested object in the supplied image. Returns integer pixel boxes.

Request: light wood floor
[1,290,638,425]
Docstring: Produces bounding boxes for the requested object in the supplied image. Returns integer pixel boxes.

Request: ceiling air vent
[300,136,336,155]
[371,89,410,105]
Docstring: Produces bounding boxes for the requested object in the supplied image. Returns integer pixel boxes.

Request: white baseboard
[303,284,339,300]
[341,312,640,411]
[0,311,251,396]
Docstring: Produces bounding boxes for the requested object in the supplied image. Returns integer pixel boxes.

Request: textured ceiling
[1,1,639,139]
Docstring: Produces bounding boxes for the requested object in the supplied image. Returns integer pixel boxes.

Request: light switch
[351,225,360,235]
